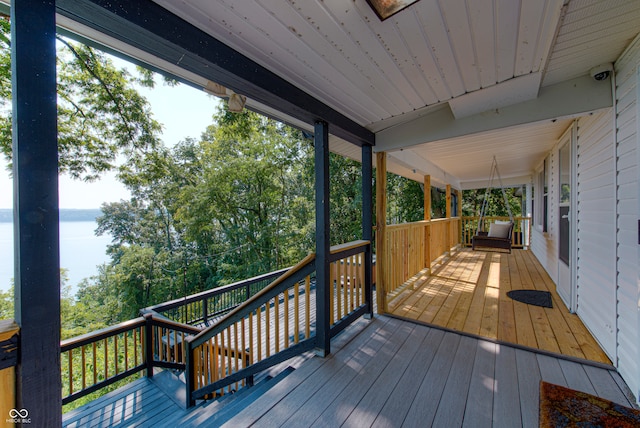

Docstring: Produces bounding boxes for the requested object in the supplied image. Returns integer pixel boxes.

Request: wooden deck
[387,249,611,365]
[62,315,637,427]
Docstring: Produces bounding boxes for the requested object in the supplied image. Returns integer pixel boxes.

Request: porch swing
[471,156,515,253]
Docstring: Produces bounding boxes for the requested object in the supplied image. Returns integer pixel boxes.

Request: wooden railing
[60,240,372,408]
[379,217,461,304]
[60,315,200,405]
[185,240,372,406]
[461,216,531,249]
[1,320,19,422]
[143,268,288,326]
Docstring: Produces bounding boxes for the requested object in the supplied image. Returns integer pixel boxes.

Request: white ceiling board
[448,72,542,119]
[55,0,640,189]
[543,0,640,86]
[401,119,574,187]
[152,0,568,129]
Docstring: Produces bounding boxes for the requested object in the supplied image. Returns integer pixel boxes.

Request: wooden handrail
[185,240,372,405]
[144,267,288,313]
[61,314,203,405]
[1,320,19,423]
[187,253,317,346]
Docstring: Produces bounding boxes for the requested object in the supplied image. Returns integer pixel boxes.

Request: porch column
[525,182,532,248]
[424,175,431,220]
[12,0,62,425]
[375,152,387,314]
[314,121,331,357]
[457,189,463,247]
[362,144,374,319]
[446,185,452,252]
[424,175,431,273]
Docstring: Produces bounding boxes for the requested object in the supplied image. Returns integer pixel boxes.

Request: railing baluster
[342,259,348,317]
[104,338,108,381]
[93,342,97,386]
[284,289,290,349]
[234,323,239,391]
[81,345,86,391]
[68,349,73,396]
[265,300,271,358]
[124,331,129,371]
[294,282,300,344]
[305,275,311,339]
[256,306,262,361]
[114,334,119,375]
[274,294,280,354]
[330,262,336,324]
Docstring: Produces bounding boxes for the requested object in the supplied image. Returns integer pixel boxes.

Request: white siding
[531,146,560,282]
[531,150,558,282]
[614,34,640,401]
[575,110,617,359]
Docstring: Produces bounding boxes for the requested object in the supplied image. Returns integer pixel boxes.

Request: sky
[0,68,220,209]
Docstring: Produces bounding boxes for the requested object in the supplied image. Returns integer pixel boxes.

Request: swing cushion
[488,222,512,238]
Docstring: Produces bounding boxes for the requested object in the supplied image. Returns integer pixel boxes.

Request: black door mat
[506,289,553,308]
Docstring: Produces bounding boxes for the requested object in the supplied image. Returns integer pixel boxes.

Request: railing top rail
[60,317,146,350]
[0,319,19,341]
[143,313,202,334]
[329,239,369,255]
[143,266,290,313]
[461,215,530,220]
[187,252,317,347]
[385,217,460,230]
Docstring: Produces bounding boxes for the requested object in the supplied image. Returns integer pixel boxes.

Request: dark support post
[314,121,331,357]
[144,314,154,378]
[361,144,374,319]
[12,1,61,424]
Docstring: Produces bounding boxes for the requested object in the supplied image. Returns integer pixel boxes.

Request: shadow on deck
[63,314,636,427]
[387,248,611,365]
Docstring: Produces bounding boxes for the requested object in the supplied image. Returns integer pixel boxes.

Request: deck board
[389,249,611,365]
[514,349,542,428]
[64,315,637,428]
[401,331,462,427]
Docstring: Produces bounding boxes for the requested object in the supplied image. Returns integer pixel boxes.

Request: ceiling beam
[376,74,613,152]
[55,0,374,147]
[460,175,533,191]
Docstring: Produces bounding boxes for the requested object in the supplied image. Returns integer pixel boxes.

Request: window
[534,156,549,233]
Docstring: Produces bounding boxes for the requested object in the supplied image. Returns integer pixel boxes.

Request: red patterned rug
[539,381,640,427]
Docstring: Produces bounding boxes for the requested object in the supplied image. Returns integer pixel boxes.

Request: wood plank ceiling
[140,0,640,187]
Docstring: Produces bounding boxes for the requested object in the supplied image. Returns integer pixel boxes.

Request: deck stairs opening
[62,364,297,427]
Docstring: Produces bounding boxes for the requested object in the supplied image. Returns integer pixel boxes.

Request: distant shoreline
[0,208,102,223]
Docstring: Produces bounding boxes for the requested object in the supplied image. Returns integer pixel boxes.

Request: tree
[0,16,162,181]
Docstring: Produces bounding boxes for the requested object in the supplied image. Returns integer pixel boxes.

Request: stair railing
[184,254,317,406]
[60,314,201,405]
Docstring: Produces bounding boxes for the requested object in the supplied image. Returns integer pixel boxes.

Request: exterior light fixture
[366,0,422,20]
[228,93,247,113]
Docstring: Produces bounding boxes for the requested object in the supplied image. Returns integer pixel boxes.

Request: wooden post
[1,321,19,428]
[457,189,463,247]
[423,175,432,273]
[424,175,431,221]
[12,1,61,425]
[362,144,374,319]
[315,121,331,357]
[376,152,387,314]
[446,185,452,253]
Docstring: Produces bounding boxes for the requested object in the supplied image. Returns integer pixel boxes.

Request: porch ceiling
[47,0,640,186]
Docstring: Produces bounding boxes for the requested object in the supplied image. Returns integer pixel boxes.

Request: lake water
[0,221,112,295]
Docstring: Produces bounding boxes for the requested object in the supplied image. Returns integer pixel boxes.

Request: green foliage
[0,17,162,180]
[463,188,522,218]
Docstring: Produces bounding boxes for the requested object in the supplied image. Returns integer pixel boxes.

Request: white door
[557,138,574,310]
